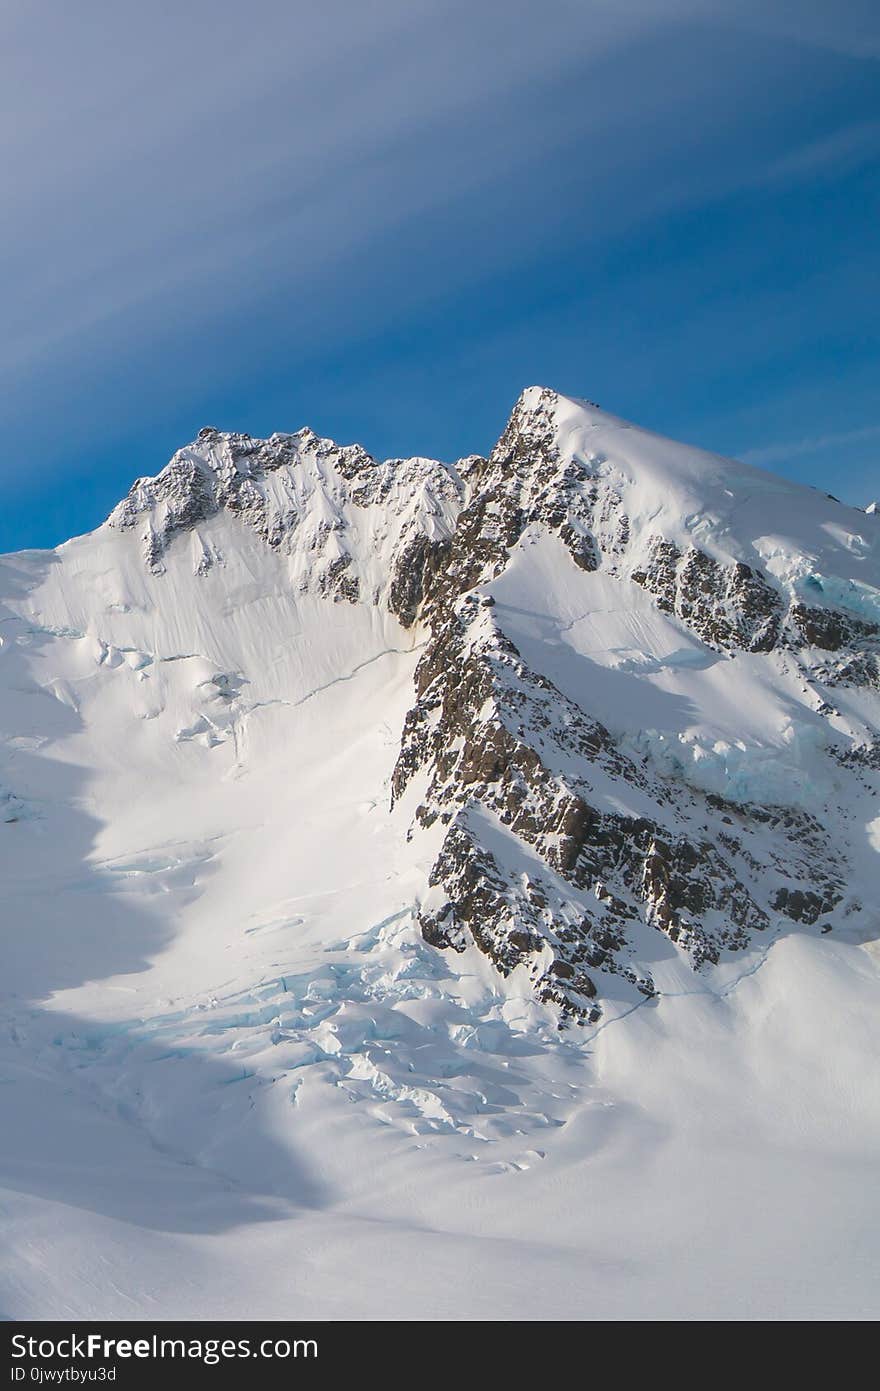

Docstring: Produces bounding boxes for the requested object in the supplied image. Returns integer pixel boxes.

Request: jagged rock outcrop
[110,426,464,614]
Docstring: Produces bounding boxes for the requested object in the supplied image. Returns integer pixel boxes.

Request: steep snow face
[548,391,878,587]
[107,425,465,624]
[1,389,879,1319]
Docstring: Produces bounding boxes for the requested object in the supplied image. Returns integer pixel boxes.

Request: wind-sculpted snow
[1,388,878,1318]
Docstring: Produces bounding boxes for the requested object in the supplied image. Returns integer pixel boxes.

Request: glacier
[0,388,878,1320]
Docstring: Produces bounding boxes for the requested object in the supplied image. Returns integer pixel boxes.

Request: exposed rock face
[632,542,784,653]
[788,604,879,688]
[391,585,845,1020]
[107,386,879,1022]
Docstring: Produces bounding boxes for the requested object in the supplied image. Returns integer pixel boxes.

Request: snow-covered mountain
[1,388,878,1319]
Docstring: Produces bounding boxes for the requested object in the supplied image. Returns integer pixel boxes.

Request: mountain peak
[492,385,604,462]
[4,364,879,1325]
[102,392,880,643]
[86,382,880,1014]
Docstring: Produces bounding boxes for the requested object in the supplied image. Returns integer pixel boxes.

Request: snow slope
[0,389,878,1320]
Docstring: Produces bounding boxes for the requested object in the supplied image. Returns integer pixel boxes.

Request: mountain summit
[91,385,880,1016]
[1,388,878,1317]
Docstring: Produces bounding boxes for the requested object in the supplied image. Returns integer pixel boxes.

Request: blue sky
[1,0,877,551]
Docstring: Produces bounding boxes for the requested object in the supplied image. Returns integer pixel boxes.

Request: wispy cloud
[0,2,655,377]
[742,424,880,467]
[4,1,876,388]
[761,120,880,185]
[1,0,879,547]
